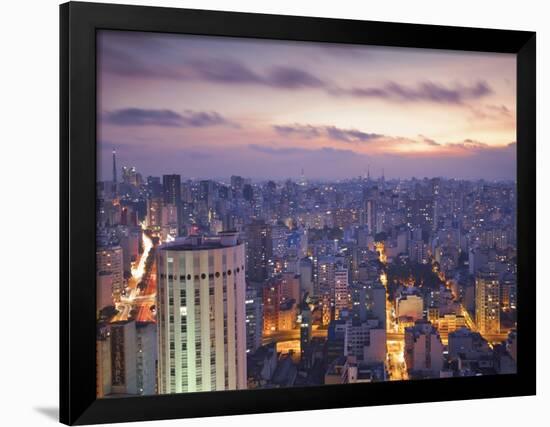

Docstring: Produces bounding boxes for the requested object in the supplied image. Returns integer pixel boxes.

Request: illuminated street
[262,326,328,346]
[112,232,157,324]
[387,340,408,381]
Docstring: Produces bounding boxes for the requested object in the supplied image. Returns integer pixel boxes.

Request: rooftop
[160,232,242,251]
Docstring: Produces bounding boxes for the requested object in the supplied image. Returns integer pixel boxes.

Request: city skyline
[97,170,518,395]
[106,151,519,184]
[98,31,516,181]
[96,30,518,398]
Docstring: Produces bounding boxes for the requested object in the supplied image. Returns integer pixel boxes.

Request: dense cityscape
[96,29,517,398]
[96,154,517,397]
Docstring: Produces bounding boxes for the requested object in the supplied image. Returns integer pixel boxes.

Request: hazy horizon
[98,30,516,181]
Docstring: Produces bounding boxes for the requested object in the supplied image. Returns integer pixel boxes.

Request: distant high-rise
[122,166,140,186]
[243,183,254,202]
[162,174,182,206]
[299,296,312,361]
[405,198,434,231]
[316,256,336,298]
[246,220,271,283]
[334,267,349,319]
[365,199,377,235]
[245,286,263,354]
[146,176,162,198]
[270,223,289,259]
[475,269,500,335]
[157,232,247,393]
[230,175,244,193]
[112,149,117,184]
[298,257,314,297]
[262,277,282,333]
[199,180,215,208]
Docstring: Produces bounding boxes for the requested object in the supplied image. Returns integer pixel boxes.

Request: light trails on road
[112,230,157,324]
[131,232,153,281]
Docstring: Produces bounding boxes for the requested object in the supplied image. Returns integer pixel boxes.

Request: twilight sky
[97,30,516,181]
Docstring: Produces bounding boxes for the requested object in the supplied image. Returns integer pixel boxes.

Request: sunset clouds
[103,108,235,128]
[97,30,516,180]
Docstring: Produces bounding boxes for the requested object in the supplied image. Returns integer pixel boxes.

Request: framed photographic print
[60,1,536,425]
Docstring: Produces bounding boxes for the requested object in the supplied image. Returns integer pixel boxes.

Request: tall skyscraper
[334,266,349,319]
[146,176,162,198]
[246,220,271,283]
[299,257,314,297]
[199,180,215,208]
[365,199,377,236]
[316,256,336,298]
[157,232,247,393]
[270,223,289,259]
[245,286,263,354]
[112,149,117,184]
[162,174,182,206]
[262,279,280,333]
[475,269,500,335]
[230,175,244,194]
[298,296,312,361]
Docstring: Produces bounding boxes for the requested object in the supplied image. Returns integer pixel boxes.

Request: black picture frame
[60,1,536,425]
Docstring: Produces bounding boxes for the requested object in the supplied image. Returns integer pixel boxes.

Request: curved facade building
[157,232,247,394]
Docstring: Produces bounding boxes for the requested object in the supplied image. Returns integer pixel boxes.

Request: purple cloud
[102,108,234,128]
[187,59,263,84]
[446,139,490,151]
[248,144,358,157]
[273,124,322,139]
[99,45,183,80]
[266,66,325,88]
[347,80,492,104]
[248,144,310,156]
[188,60,326,89]
[418,135,441,146]
[468,104,514,121]
[274,124,383,143]
[325,126,382,143]
[100,42,493,106]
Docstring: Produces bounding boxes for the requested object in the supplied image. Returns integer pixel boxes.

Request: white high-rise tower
[157,232,247,393]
